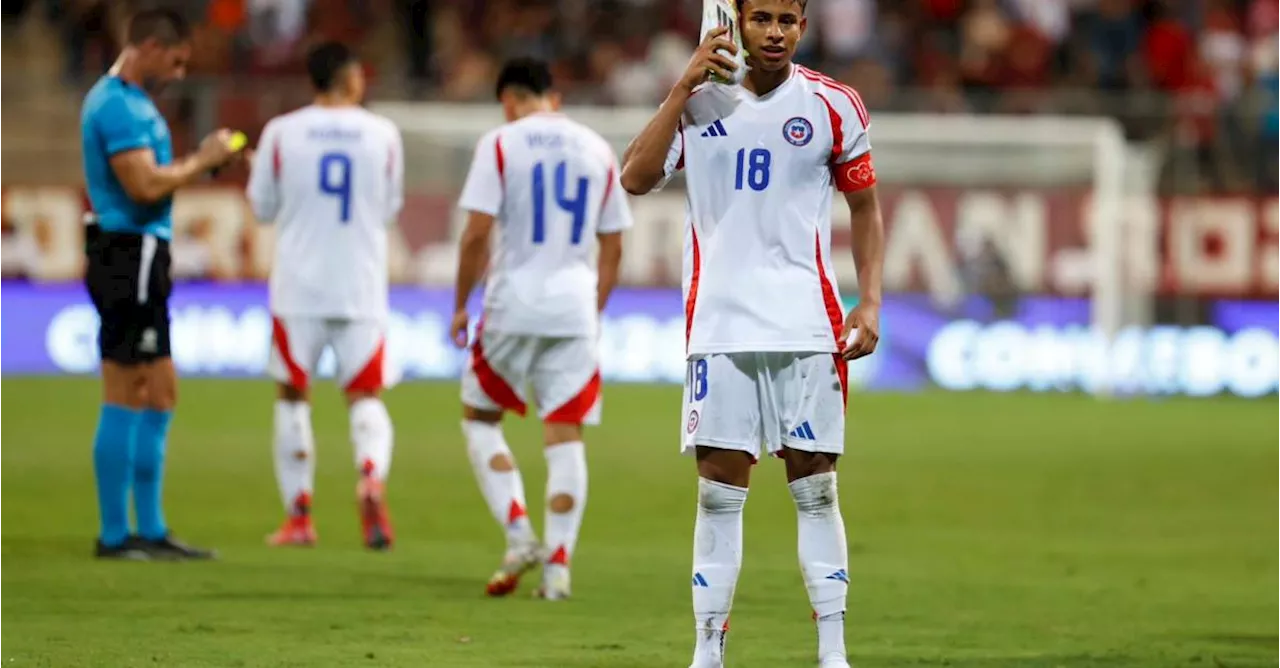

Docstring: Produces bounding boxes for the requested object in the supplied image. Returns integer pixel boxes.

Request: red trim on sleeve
[600,164,615,216]
[494,135,506,186]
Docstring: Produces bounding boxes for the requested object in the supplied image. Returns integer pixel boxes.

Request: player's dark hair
[737,0,807,13]
[306,42,359,92]
[495,58,554,99]
[125,8,190,46]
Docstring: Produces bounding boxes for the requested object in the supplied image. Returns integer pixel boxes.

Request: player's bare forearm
[453,212,495,313]
[845,186,885,306]
[110,150,214,204]
[596,232,623,312]
[620,87,690,195]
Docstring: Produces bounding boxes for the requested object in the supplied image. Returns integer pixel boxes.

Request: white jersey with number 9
[247,105,404,320]
[458,112,633,338]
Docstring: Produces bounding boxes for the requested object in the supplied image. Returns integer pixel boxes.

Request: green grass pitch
[2,378,1275,667]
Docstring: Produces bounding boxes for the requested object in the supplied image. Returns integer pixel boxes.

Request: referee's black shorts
[84,224,173,364]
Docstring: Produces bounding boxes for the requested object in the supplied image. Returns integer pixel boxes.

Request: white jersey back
[247,105,404,320]
[661,65,876,355]
[459,112,632,337]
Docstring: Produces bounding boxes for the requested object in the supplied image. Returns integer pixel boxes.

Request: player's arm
[839,183,884,361]
[245,121,281,222]
[386,123,406,224]
[596,157,633,312]
[449,130,504,348]
[100,96,237,204]
[620,27,738,195]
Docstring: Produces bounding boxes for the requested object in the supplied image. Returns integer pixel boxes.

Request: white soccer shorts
[268,316,395,393]
[461,327,603,425]
[681,352,848,459]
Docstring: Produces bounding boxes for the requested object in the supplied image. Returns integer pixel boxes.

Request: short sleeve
[386,123,405,222]
[96,93,152,157]
[597,159,633,234]
[816,81,876,192]
[246,119,281,222]
[458,129,504,216]
[652,122,685,192]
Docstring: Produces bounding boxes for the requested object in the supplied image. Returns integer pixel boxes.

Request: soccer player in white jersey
[450,58,632,600]
[620,1,885,666]
[246,42,404,551]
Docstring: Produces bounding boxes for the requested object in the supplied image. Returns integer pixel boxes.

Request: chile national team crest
[783,116,814,147]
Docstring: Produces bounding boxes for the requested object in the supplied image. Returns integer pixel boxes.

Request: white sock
[273,400,315,514]
[543,441,587,572]
[461,420,535,549]
[790,471,848,662]
[350,398,393,481]
[691,477,748,664]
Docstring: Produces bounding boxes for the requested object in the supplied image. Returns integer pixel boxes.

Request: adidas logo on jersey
[788,421,816,441]
[700,120,729,138]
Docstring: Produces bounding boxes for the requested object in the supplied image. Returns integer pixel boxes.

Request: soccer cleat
[357,475,394,551]
[533,563,572,601]
[267,514,317,547]
[137,534,217,560]
[485,543,542,597]
[818,657,851,668]
[94,536,151,561]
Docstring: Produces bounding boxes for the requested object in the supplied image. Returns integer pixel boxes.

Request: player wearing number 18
[620,1,886,666]
[246,42,405,550]
[450,58,633,601]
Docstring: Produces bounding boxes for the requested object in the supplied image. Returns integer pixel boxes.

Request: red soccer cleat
[267,493,317,547]
[357,472,394,551]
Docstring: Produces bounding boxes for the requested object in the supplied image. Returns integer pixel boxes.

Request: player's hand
[197,129,238,169]
[676,26,739,93]
[449,310,470,349]
[840,301,880,361]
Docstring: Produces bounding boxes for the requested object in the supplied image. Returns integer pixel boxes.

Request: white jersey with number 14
[247,105,404,320]
[458,112,633,338]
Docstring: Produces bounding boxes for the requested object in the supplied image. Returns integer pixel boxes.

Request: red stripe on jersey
[271,317,308,391]
[676,120,686,171]
[685,226,701,348]
[814,92,844,165]
[470,323,527,416]
[797,67,869,129]
[813,232,848,408]
[344,338,386,393]
[545,371,602,424]
[272,138,282,181]
[495,135,506,186]
[600,164,615,216]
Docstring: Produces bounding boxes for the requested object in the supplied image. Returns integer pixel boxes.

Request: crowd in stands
[2,0,1277,191]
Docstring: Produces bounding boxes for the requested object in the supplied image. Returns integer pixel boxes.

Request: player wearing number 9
[451,58,635,601]
[246,42,405,551]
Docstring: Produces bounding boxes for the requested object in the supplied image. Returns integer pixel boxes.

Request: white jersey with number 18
[459,112,633,338]
[661,65,876,356]
[247,105,404,320]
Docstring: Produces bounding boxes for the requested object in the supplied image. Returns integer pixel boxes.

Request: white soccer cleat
[533,564,572,601]
[818,654,851,668]
[485,543,542,597]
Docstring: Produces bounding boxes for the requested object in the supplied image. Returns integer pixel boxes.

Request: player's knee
[543,422,582,446]
[463,405,503,424]
[789,470,838,514]
[548,492,575,513]
[488,452,514,472]
[344,389,378,407]
[784,449,838,482]
[279,383,308,402]
[697,477,747,514]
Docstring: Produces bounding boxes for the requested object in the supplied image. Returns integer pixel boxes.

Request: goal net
[373,102,1142,395]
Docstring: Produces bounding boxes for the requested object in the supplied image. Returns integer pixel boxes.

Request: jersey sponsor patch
[834,151,876,191]
[783,116,814,147]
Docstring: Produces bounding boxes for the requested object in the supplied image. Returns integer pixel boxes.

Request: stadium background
[1,1,1276,667]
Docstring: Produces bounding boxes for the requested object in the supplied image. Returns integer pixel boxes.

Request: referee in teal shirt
[81,8,239,559]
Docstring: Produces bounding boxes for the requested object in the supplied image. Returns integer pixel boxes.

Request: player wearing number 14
[451,59,633,601]
[246,42,405,550]
[621,1,887,666]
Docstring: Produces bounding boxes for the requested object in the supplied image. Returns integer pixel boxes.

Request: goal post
[373,101,1140,395]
